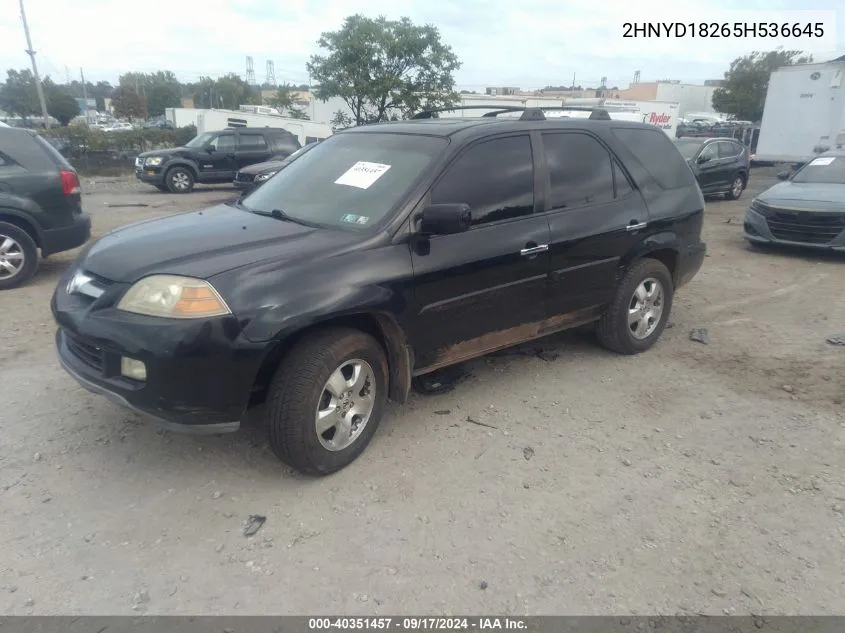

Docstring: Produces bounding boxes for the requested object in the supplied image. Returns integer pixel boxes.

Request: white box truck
[196,109,333,147]
[754,60,845,164]
[166,108,333,147]
[562,98,680,137]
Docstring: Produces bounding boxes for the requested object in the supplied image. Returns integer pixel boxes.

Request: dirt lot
[0,172,843,616]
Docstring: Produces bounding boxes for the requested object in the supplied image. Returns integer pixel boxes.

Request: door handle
[626,221,648,232]
[520,244,549,256]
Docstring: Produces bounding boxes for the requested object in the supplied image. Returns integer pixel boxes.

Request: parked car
[673,137,750,199]
[143,119,174,130]
[52,109,706,475]
[0,127,91,290]
[233,140,321,194]
[744,149,845,250]
[135,127,301,193]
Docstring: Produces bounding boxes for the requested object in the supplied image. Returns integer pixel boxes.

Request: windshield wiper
[268,209,321,228]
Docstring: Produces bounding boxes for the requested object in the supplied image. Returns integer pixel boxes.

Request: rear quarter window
[611,127,695,190]
[34,134,74,170]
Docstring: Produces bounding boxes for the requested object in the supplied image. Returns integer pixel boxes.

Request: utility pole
[80,68,90,124]
[18,0,50,128]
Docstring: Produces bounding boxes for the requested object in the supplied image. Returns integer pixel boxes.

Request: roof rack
[411,105,613,121]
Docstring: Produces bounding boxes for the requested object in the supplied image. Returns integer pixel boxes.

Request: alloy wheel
[315,359,376,451]
[0,235,25,280]
[628,277,664,340]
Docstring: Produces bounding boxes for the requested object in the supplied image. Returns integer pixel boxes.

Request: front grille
[235,172,255,183]
[135,157,144,168]
[65,333,104,373]
[764,210,845,245]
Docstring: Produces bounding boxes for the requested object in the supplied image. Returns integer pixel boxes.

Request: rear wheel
[0,221,38,290]
[596,258,674,355]
[165,166,194,193]
[265,328,388,476]
[725,174,745,200]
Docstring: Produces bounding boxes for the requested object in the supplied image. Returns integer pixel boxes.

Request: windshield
[241,132,448,230]
[185,132,216,148]
[791,156,845,185]
[673,139,704,159]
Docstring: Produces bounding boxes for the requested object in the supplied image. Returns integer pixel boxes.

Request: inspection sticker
[809,156,836,166]
[340,213,370,225]
[334,161,391,189]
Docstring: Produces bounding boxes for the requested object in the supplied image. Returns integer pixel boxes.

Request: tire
[725,173,745,200]
[596,258,674,355]
[0,221,39,290]
[165,166,194,193]
[265,327,389,476]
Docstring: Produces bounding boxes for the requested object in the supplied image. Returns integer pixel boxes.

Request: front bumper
[135,167,165,186]
[52,276,270,434]
[232,179,256,194]
[743,207,845,251]
[41,212,91,256]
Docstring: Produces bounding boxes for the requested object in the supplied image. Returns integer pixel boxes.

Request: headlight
[145,156,164,166]
[117,275,231,319]
[254,170,278,182]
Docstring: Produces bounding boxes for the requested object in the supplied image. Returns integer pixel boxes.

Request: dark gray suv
[0,127,91,289]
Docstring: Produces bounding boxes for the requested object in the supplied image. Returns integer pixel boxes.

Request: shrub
[40,124,198,157]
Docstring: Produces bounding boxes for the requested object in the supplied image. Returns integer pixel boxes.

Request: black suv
[53,107,706,475]
[673,137,750,200]
[233,140,321,194]
[135,127,301,193]
[0,127,91,289]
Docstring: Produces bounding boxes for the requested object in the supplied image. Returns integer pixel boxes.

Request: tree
[307,14,461,125]
[0,69,40,118]
[46,90,80,126]
[330,110,353,130]
[146,83,182,117]
[268,83,308,118]
[191,74,254,110]
[712,50,812,121]
[111,86,146,120]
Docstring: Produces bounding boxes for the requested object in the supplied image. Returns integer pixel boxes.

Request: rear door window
[541,132,614,210]
[718,142,741,158]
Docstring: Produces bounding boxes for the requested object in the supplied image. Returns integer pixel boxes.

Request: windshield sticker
[810,156,836,166]
[340,214,370,225]
[334,161,391,189]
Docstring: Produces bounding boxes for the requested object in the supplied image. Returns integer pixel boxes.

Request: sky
[1,0,843,90]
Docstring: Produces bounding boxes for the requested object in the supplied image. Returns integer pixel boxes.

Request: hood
[137,147,188,159]
[238,159,288,175]
[757,181,845,211]
[81,203,362,283]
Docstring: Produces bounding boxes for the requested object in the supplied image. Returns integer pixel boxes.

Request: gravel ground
[0,171,843,616]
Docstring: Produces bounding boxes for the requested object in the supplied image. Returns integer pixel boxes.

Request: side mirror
[419,203,471,235]
[205,145,215,153]
[697,154,711,164]
[777,171,790,180]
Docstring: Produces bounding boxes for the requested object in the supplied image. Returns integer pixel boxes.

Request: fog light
[121,357,147,381]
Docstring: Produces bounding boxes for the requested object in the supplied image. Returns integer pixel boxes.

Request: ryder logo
[645,112,672,129]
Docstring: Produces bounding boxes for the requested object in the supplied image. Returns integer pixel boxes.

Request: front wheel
[725,174,745,200]
[165,166,194,193]
[596,258,674,355]
[265,328,388,476]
